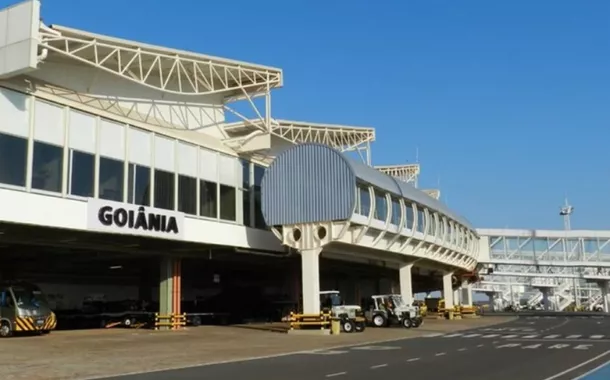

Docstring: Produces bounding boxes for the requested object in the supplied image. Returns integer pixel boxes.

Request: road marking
[497,343,521,349]
[477,344,484,347]
[523,344,542,349]
[304,350,349,355]
[326,372,347,378]
[352,346,400,351]
[443,333,463,338]
[462,333,481,338]
[424,333,443,338]
[566,335,581,339]
[503,335,518,339]
[572,357,610,380]
[458,348,468,351]
[523,335,539,338]
[541,350,610,380]
[406,358,420,362]
[591,335,604,339]
[574,344,592,350]
[548,344,570,349]
[435,352,446,356]
[370,364,388,369]
[544,335,560,339]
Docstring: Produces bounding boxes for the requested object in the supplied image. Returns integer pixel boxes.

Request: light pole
[560,199,579,308]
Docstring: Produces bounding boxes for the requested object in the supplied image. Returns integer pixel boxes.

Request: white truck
[319,290,366,333]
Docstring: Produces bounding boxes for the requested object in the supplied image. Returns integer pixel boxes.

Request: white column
[461,282,473,307]
[442,272,454,309]
[453,289,461,306]
[301,248,322,314]
[399,263,414,305]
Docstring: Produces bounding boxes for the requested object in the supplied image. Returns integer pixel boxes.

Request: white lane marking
[544,335,560,339]
[572,357,610,380]
[424,333,443,338]
[522,344,542,349]
[497,343,521,348]
[326,372,347,378]
[574,344,592,350]
[566,335,581,339]
[541,350,610,380]
[458,348,468,351]
[477,344,484,347]
[435,352,446,356]
[443,333,463,338]
[370,364,388,369]
[522,335,539,338]
[482,334,499,338]
[591,335,604,339]
[548,344,570,349]
[304,350,349,355]
[351,346,400,351]
[407,358,420,362]
[462,333,481,338]
[503,335,518,339]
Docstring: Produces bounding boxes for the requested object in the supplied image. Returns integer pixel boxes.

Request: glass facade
[0,133,27,187]
[69,150,94,197]
[31,141,63,193]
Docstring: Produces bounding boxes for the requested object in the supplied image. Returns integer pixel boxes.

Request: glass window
[429,213,437,237]
[99,156,124,202]
[0,133,27,187]
[391,197,401,225]
[128,164,151,206]
[31,141,63,193]
[200,180,217,218]
[359,186,370,216]
[417,209,425,233]
[253,164,265,228]
[219,184,236,221]
[178,175,196,215]
[154,169,175,211]
[242,189,251,226]
[374,190,387,221]
[69,150,94,197]
[404,203,415,230]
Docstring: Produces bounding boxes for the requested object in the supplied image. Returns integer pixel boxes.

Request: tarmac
[0,316,513,380]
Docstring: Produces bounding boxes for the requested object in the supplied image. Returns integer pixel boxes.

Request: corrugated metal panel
[262,144,356,226]
[262,143,474,230]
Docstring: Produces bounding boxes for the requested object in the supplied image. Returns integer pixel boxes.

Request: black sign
[98,205,179,234]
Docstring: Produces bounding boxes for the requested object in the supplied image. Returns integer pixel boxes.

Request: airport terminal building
[0,0,480,331]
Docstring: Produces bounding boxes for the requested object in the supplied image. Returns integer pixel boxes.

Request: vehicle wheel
[342,320,355,333]
[191,316,202,327]
[355,322,366,332]
[402,318,412,329]
[0,322,12,338]
[123,317,133,327]
[372,314,387,328]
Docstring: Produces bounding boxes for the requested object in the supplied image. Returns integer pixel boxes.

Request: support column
[301,248,321,314]
[453,289,461,306]
[541,289,551,311]
[600,281,610,313]
[159,257,181,330]
[399,263,414,305]
[461,282,473,307]
[442,272,454,309]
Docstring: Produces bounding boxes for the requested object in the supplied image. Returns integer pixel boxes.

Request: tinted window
[241,159,250,188]
[359,186,370,216]
[253,164,265,186]
[0,133,27,187]
[253,165,265,228]
[243,189,251,226]
[99,157,124,202]
[391,197,401,225]
[200,180,217,218]
[128,164,150,206]
[219,185,236,221]
[31,141,63,192]
[69,150,94,197]
[405,203,415,230]
[154,169,175,211]
[178,175,196,215]
[374,191,387,221]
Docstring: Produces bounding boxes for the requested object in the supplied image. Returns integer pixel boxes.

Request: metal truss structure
[38,24,283,97]
[475,229,610,310]
[375,164,421,187]
[223,119,376,164]
[422,189,441,200]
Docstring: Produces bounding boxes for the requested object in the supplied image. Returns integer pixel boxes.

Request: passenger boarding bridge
[475,229,610,312]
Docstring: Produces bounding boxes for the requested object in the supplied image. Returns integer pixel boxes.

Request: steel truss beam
[38,24,283,97]
[375,164,420,186]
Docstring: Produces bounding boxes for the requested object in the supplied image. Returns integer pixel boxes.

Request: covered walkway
[261,143,480,313]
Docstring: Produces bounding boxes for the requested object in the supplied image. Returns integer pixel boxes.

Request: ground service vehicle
[364,294,423,328]
[0,281,57,337]
[319,290,366,333]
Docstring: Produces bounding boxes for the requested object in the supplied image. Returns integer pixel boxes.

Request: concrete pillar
[159,257,181,330]
[301,248,322,314]
[453,289,461,306]
[399,263,414,305]
[442,272,454,309]
[461,282,473,307]
[541,289,551,311]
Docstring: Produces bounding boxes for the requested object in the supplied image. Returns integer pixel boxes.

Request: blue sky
[17,0,610,230]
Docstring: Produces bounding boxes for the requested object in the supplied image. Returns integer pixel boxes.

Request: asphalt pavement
[97,316,610,380]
